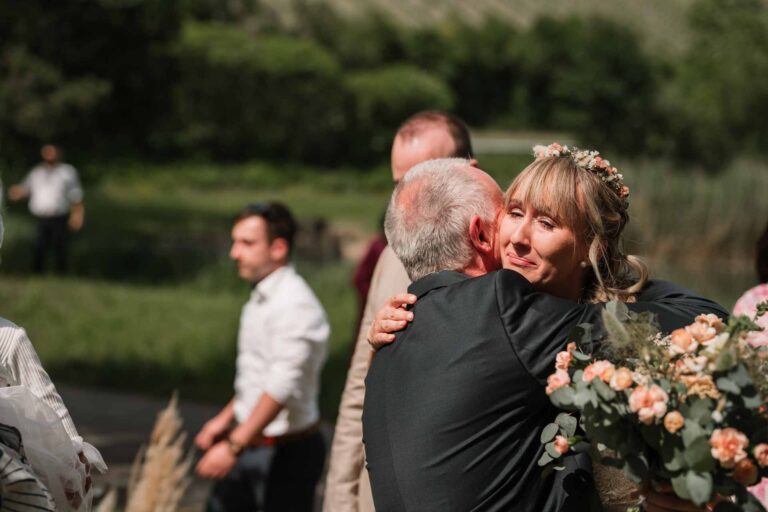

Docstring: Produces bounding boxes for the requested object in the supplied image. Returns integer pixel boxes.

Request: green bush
[171,21,349,163]
[513,17,660,156]
[345,65,454,159]
[661,0,768,170]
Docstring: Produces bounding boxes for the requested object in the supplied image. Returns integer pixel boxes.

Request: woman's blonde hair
[505,155,648,303]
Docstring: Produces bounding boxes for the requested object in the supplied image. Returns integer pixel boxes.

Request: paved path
[59,386,331,511]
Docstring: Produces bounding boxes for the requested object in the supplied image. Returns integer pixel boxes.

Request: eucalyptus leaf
[685,471,713,506]
[715,349,736,372]
[743,391,762,409]
[593,379,617,401]
[684,437,715,472]
[716,376,740,395]
[538,451,554,467]
[671,472,692,500]
[555,413,578,437]
[572,350,592,362]
[541,423,559,443]
[731,364,753,387]
[550,386,576,409]
[688,398,714,425]
[682,422,705,448]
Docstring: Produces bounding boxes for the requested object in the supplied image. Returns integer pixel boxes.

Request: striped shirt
[0,317,82,448]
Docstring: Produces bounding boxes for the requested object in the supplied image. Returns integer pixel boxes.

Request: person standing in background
[195,202,330,512]
[323,111,475,512]
[8,144,84,274]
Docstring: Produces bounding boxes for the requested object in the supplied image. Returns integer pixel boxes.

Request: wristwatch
[227,439,245,457]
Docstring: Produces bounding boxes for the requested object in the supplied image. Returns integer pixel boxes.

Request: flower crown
[532,142,630,202]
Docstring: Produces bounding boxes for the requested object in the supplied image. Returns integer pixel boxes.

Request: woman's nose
[510,220,531,246]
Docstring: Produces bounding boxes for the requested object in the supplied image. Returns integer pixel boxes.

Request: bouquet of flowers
[540,301,768,511]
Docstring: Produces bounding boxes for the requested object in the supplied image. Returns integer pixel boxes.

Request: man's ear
[468,158,479,169]
[270,237,290,262]
[469,215,493,255]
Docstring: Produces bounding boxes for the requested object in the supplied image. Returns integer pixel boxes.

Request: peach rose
[710,428,749,468]
[669,328,699,355]
[546,369,571,395]
[628,385,669,425]
[555,350,572,371]
[754,444,768,467]
[687,320,717,344]
[734,458,759,486]
[554,435,570,455]
[663,411,685,433]
[609,367,633,391]
[697,313,726,333]
[679,374,721,400]
[582,360,615,383]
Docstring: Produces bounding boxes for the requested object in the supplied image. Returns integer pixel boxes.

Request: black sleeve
[496,271,730,386]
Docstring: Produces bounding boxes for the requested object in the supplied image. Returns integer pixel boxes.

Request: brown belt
[251,422,320,447]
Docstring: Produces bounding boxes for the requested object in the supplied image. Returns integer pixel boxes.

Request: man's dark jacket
[362,269,728,512]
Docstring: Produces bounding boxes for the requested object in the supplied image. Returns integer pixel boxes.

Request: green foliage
[661,0,768,170]
[345,65,454,159]
[513,17,661,156]
[171,21,348,163]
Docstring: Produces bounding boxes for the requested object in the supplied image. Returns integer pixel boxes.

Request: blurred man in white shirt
[195,201,330,512]
[8,144,84,274]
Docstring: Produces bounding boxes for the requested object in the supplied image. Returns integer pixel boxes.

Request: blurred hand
[7,185,27,202]
[367,293,417,350]
[68,209,84,231]
[196,441,237,479]
[195,415,231,451]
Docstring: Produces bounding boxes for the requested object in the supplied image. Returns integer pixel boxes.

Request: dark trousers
[33,215,69,274]
[206,430,326,512]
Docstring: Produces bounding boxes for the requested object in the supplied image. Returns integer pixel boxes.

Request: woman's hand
[641,481,719,512]
[367,293,417,350]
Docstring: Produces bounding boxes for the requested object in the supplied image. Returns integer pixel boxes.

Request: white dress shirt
[22,163,83,217]
[233,265,330,437]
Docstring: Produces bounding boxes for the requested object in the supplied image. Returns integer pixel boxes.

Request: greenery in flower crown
[532,142,630,205]
[540,301,768,512]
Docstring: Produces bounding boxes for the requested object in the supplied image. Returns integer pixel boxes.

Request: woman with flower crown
[369,143,727,511]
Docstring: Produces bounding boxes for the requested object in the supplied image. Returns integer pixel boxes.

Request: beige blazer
[323,246,410,512]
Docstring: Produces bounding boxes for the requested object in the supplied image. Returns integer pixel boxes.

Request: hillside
[261,0,697,54]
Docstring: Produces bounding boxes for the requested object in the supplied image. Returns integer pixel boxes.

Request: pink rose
[546,369,571,395]
[710,428,749,468]
[582,360,615,383]
[609,367,633,391]
[555,350,573,370]
[554,435,570,455]
[663,411,685,433]
[628,385,669,425]
[669,328,699,355]
[754,444,768,467]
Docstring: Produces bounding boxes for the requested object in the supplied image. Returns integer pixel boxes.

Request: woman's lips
[506,254,536,268]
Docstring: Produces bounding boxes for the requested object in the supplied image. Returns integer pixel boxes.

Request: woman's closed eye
[537,217,557,230]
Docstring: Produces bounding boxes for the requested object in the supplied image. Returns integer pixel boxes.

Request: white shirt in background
[23,163,83,217]
[233,265,330,437]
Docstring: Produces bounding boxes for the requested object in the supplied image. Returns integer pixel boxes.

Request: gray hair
[384,158,497,281]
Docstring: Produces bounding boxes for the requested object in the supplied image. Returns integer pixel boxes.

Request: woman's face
[498,198,590,300]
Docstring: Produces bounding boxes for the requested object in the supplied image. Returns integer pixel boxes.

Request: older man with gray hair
[362,157,601,511]
[384,158,502,282]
